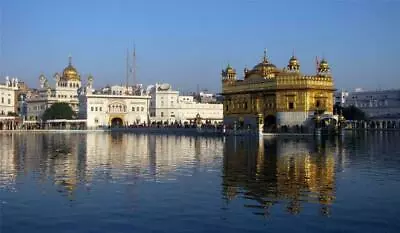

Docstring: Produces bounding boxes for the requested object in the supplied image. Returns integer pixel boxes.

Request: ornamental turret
[221,64,237,83]
[287,52,300,72]
[317,58,331,76]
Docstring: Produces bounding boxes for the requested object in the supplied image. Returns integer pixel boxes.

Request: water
[0,132,400,233]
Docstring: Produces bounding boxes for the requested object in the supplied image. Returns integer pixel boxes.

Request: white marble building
[0,77,20,116]
[78,78,150,128]
[147,83,223,124]
[26,56,82,120]
[342,89,400,118]
[334,90,349,107]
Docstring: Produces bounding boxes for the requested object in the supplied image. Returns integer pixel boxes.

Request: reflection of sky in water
[0,132,400,232]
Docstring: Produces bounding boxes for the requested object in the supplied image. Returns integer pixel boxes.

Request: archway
[111,117,123,128]
[264,115,276,132]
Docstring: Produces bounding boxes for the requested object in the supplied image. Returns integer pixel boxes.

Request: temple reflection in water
[4,132,399,217]
[222,136,344,216]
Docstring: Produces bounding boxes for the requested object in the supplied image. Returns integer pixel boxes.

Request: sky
[0,0,399,93]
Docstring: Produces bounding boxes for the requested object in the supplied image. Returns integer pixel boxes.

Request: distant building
[343,89,400,118]
[78,78,150,128]
[0,76,23,129]
[199,91,218,103]
[0,77,20,116]
[26,56,82,120]
[334,90,349,107]
[148,83,223,124]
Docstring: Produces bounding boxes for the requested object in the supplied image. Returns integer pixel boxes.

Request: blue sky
[1,0,399,92]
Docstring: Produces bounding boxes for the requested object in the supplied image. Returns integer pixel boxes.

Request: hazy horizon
[0,0,399,93]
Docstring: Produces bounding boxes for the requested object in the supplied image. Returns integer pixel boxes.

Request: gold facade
[221,49,335,126]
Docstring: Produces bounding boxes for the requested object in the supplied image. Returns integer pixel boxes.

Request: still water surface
[0,132,400,232]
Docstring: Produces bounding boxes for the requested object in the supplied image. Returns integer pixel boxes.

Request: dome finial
[68,54,72,66]
[263,48,267,61]
[292,48,295,57]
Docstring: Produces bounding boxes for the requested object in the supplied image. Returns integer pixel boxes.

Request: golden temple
[221,49,335,131]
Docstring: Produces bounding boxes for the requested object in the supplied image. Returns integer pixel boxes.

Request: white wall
[0,84,18,115]
[85,94,150,128]
[148,83,223,124]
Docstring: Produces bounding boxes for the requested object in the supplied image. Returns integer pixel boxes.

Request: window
[161,112,164,117]
[7,99,11,104]
[95,107,98,111]
[316,100,321,108]
[91,107,94,111]
[288,102,294,110]
[1,97,3,103]
[141,107,144,111]
[137,107,139,111]
[99,107,102,111]
[132,106,135,111]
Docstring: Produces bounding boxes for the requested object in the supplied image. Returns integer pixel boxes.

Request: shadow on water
[221,135,343,217]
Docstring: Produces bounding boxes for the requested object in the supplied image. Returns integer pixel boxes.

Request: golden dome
[319,59,329,69]
[318,58,330,74]
[287,55,300,71]
[223,64,236,74]
[289,55,299,66]
[62,56,80,81]
[252,49,277,72]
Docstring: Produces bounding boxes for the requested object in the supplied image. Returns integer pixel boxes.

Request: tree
[334,104,368,121]
[42,102,75,121]
[7,111,18,117]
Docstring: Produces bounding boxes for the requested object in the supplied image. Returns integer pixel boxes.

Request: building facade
[0,77,20,116]
[148,83,223,124]
[342,89,400,118]
[26,56,82,120]
[221,49,335,130]
[78,78,151,128]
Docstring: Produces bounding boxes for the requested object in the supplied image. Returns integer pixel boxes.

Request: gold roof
[222,64,236,75]
[62,56,80,81]
[253,49,277,72]
[319,59,329,69]
[289,55,299,66]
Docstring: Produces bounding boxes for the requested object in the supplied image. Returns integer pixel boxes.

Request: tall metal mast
[125,48,129,92]
[0,6,3,77]
[132,44,136,85]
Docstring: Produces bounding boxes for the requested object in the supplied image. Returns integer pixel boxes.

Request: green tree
[7,111,18,117]
[334,104,368,121]
[42,102,75,121]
